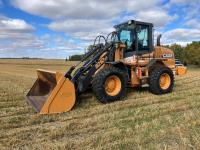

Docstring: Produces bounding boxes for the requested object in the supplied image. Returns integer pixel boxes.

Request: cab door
[136,24,153,55]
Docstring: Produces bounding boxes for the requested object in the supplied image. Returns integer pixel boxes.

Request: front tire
[92,66,128,103]
[149,67,174,95]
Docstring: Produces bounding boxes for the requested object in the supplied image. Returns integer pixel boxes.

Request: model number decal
[162,54,173,58]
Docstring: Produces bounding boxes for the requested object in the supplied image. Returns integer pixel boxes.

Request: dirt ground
[0,59,200,149]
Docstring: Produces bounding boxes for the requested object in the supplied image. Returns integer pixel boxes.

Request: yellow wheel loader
[26,20,187,114]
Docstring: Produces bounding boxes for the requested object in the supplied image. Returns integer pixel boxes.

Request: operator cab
[114,20,153,58]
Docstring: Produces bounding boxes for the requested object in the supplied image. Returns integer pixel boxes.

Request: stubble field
[0,59,200,150]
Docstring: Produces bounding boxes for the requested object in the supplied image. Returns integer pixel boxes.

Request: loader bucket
[26,69,76,114]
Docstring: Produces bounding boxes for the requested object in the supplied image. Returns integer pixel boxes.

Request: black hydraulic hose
[70,35,106,68]
[93,35,106,45]
[64,44,103,78]
[71,43,113,82]
[65,32,117,80]
[81,43,113,73]
[106,31,120,43]
[81,44,102,62]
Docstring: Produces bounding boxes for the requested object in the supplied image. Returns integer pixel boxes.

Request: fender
[105,61,129,80]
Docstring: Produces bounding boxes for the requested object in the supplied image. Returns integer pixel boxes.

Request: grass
[0,59,200,150]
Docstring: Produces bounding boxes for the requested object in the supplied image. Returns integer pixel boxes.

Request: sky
[0,0,200,59]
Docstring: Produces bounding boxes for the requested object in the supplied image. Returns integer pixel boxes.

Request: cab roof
[114,20,153,28]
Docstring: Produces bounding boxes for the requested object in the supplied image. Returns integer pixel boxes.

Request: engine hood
[154,46,175,59]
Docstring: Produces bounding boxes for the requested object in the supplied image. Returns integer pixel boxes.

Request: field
[0,59,200,150]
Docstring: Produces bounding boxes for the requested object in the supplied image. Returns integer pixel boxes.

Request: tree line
[166,41,200,66]
[66,45,93,61]
[66,54,83,61]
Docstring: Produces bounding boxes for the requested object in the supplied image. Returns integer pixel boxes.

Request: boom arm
[64,34,117,94]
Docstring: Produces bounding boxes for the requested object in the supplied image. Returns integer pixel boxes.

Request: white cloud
[0,34,84,58]
[168,0,200,20]
[135,9,177,27]
[6,0,200,57]
[184,19,200,29]
[162,28,200,45]
[0,15,86,58]
[11,0,171,20]
[0,16,40,50]
[0,18,34,33]
[48,19,114,41]
[0,17,46,57]
[0,16,35,41]
[11,0,177,45]
[11,0,125,20]
[12,0,165,21]
[48,20,110,33]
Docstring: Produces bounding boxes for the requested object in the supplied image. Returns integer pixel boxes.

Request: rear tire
[149,67,174,95]
[92,66,128,103]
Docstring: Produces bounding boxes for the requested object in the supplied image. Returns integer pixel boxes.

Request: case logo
[162,54,173,58]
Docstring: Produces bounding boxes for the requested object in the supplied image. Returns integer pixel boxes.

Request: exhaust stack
[157,34,162,46]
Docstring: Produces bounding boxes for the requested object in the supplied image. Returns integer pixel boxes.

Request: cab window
[120,30,133,49]
[137,25,149,51]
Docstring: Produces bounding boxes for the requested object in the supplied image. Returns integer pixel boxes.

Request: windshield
[118,29,134,49]
[120,30,133,48]
[115,23,135,49]
[116,24,149,51]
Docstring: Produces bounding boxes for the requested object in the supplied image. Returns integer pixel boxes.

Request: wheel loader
[26,20,187,114]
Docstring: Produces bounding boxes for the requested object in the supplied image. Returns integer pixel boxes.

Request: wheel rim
[159,73,171,90]
[104,75,121,96]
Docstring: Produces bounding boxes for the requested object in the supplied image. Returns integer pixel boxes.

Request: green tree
[68,54,83,61]
[170,44,184,61]
[184,41,200,66]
